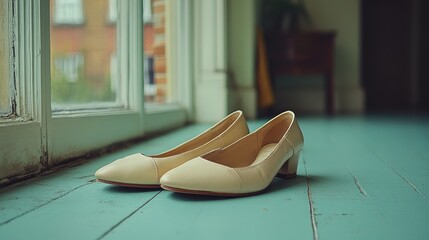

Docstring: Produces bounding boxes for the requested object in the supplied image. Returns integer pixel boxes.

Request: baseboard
[274,85,365,114]
[228,86,257,119]
[337,85,366,113]
[194,73,229,122]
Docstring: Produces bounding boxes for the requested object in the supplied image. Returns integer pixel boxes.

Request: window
[108,0,164,104]
[108,0,152,24]
[51,0,118,109]
[53,0,84,25]
[143,0,153,23]
[144,0,170,104]
[0,0,191,184]
[144,56,156,101]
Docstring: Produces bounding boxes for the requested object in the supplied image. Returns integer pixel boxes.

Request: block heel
[277,151,301,179]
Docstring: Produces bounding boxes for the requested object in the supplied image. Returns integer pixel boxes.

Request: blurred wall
[227,0,257,119]
[362,0,429,112]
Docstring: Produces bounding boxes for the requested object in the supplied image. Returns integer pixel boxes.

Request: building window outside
[107,0,117,23]
[53,0,84,25]
[53,53,84,83]
[144,56,156,101]
[143,0,153,24]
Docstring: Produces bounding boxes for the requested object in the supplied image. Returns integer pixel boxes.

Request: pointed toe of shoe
[158,173,175,188]
[160,158,240,194]
[94,165,112,180]
[159,166,188,189]
[95,153,159,186]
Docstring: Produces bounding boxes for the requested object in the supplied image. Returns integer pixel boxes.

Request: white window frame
[0,0,46,183]
[0,0,13,117]
[0,0,191,184]
[108,0,153,24]
[145,0,193,114]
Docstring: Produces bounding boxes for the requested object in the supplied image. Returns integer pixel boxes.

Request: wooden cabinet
[267,31,336,114]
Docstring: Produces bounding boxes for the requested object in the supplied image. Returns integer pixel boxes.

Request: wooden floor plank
[101,176,313,240]
[0,182,161,240]
[302,117,429,240]
[363,117,429,198]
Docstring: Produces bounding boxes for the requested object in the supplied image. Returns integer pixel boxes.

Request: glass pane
[144,0,174,104]
[0,0,11,115]
[50,0,119,109]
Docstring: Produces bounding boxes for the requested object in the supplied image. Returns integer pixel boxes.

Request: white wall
[227,0,257,119]
[193,0,258,122]
[193,0,230,122]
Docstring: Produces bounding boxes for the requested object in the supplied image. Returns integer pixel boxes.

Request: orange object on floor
[257,27,275,109]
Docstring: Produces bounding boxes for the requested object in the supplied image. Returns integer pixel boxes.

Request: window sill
[145,102,186,114]
[145,103,188,134]
[52,107,134,119]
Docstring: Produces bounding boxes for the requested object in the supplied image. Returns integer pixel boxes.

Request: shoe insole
[251,143,277,166]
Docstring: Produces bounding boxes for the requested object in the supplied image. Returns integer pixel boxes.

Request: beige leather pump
[95,111,249,188]
[160,111,304,196]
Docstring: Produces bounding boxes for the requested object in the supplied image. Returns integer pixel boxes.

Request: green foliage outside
[51,65,116,104]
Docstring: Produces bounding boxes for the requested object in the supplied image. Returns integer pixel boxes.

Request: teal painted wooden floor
[1,116,429,240]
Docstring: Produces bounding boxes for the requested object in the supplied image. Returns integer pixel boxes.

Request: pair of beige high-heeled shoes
[95,110,304,196]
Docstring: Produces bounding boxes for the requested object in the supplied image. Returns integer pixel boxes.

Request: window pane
[144,0,174,104]
[50,0,119,109]
[0,0,11,116]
